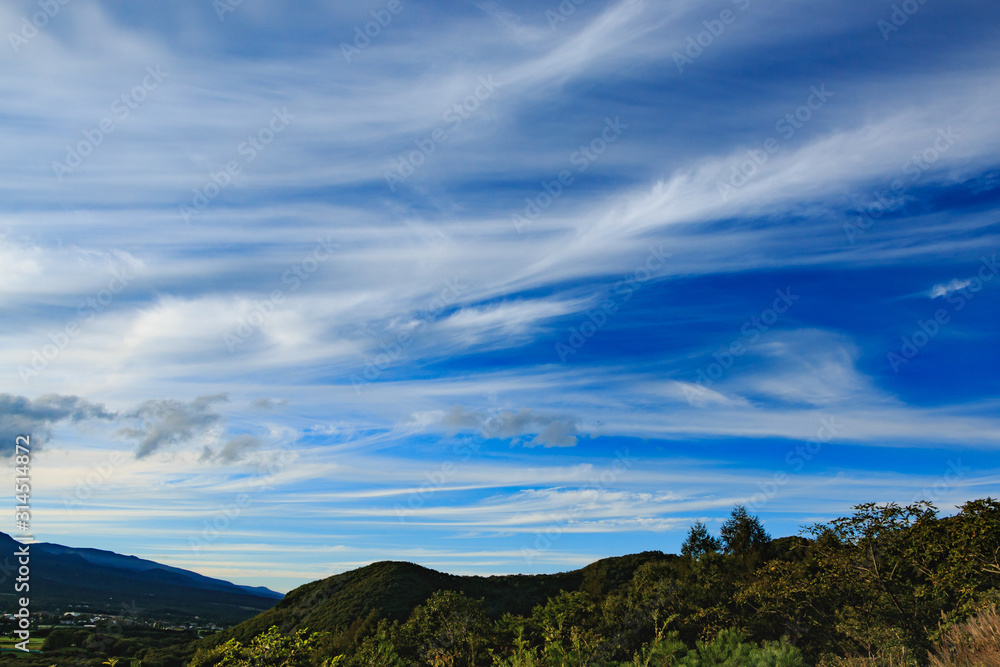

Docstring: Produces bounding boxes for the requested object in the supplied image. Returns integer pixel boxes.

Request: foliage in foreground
[167,497,1000,666]
[192,620,805,667]
[187,626,341,666]
[928,605,1000,667]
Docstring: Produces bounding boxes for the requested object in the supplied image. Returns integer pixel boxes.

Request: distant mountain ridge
[0,532,282,624]
[30,540,283,600]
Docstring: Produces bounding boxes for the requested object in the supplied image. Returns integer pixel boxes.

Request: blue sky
[1,0,999,593]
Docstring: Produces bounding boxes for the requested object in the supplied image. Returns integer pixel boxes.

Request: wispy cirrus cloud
[2,0,998,591]
[930,278,973,299]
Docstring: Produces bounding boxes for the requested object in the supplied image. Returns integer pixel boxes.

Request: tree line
[135,498,1000,666]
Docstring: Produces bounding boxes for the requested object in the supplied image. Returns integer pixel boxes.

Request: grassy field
[0,637,44,652]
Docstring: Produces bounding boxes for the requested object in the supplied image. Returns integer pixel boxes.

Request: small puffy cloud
[201,434,263,464]
[251,398,288,411]
[119,394,229,459]
[440,405,484,431]
[930,279,972,299]
[527,420,579,448]
[440,405,580,447]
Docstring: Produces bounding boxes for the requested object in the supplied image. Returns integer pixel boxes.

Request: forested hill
[204,550,678,646]
[182,499,1000,667]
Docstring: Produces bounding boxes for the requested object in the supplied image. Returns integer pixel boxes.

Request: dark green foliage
[187,626,338,666]
[578,552,673,598]
[765,535,812,563]
[0,626,199,667]
[197,554,667,655]
[42,627,86,650]
[53,497,993,667]
[347,619,406,667]
[601,561,682,656]
[719,505,770,560]
[682,521,722,559]
[402,590,493,666]
[735,499,1000,663]
[676,628,804,666]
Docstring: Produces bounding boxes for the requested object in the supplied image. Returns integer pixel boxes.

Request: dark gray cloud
[200,434,263,464]
[1,393,267,463]
[440,405,483,431]
[118,394,228,459]
[0,394,116,451]
[250,398,288,411]
[441,405,579,447]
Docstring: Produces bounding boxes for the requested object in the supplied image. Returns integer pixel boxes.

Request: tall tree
[681,521,723,559]
[720,505,770,557]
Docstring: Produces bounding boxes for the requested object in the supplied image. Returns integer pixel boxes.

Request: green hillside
[30,498,1000,666]
[206,551,671,647]
[176,498,1000,667]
